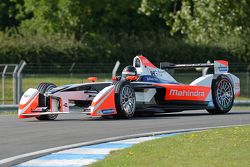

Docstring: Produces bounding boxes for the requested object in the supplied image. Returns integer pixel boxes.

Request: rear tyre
[35,83,58,121]
[207,75,234,114]
[114,80,136,119]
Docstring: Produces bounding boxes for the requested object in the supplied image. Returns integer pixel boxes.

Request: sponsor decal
[150,71,158,77]
[23,94,31,98]
[143,76,160,82]
[101,109,115,115]
[150,70,165,77]
[214,60,228,74]
[160,85,210,101]
[170,89,205,97]
[235,82,240,89]
[218,66,228,72]
[63,103,68,107]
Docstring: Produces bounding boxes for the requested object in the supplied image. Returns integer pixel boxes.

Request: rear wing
[160,60,229,74]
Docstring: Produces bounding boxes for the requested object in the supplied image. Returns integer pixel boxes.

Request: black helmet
[122,65,137,78]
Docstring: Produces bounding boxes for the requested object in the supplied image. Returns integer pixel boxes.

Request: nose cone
[18,88,39,118]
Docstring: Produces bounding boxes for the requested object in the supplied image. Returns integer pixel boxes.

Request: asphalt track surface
[1,109,250,163]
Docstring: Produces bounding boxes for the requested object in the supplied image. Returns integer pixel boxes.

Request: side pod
[18,88,40,118]
[90,85,117,116]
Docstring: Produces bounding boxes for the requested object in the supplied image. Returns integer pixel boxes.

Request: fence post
[69,62,76,80]
[12,65,18,104]
[16,60,27,103]
[112,61,120,77]
[1,65,8,104]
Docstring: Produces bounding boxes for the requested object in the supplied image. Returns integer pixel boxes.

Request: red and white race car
[18,55,240,120]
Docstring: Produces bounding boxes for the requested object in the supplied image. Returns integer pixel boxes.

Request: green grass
[91,125,250,167]
[232,106,250,110]
[0,111,17,115]
[0,74,110,104]
[235,96,250,100]
[22,74,110,89]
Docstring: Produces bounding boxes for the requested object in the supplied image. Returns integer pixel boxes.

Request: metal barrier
[0,61,26,104]
[0,61,249,107]
[1,64,17,104]
[16,61,27,102]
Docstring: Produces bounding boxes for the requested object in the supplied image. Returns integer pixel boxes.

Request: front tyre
[115,81,136,119]
[207,75,234,114]
[35,83,58,121]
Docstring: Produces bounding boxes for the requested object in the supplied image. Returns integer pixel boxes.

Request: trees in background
[141,0,249,42]
[140,0,250,61]
[0,0,23,30]
[0,0,250,64]
[16,0,164,36]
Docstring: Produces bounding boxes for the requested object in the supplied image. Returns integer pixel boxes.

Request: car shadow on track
[25,110,250,122]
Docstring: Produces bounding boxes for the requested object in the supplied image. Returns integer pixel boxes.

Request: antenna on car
[112,61,120,77]
[195,60,211,76]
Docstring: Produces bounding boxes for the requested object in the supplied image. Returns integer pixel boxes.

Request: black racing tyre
[114,80,136,119]
[207,75,234,114]
[35,83,58,121]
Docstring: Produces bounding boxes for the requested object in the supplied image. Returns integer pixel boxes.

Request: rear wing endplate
[160,60,228,74]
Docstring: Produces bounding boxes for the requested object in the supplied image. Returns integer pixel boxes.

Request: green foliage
[0,0,249,64]
[0,29,233,67]
[20,0,82,36]
[140,0,250,42]
[140,0,250,62]
[0,0,23,30]
[18,0,164,37]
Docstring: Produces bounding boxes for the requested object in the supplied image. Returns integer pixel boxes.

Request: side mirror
[87,77,97,82]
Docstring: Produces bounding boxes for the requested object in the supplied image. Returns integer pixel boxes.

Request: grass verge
[0,111,17,115]
[0,75,109,104]
[232,106,250,110]
[91,125,250,167]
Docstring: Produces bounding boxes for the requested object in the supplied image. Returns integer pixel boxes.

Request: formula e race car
[18,55,240,120]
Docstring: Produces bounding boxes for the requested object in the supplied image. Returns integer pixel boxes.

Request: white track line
[17,159,97,166]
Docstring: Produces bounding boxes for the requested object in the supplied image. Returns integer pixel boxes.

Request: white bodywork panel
[135,89,156,102]
[225,74,240,96]
[19,88,39,105]
[190,74,213,87]
[92,86,113,103]
[214,60,229,74]
[190,73,240,107]
[18,88,39,115]
[133,56,177,84]
[190,73,240,96]
[52,91,97,112]
[190,74,213,106]
[90,85,115,113]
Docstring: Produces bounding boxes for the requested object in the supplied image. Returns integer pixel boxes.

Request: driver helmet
[122,65,137,78]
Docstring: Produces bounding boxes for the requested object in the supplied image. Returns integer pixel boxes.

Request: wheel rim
[120,85,136,115]
[217,79,234,108]
[48,114,58,120]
